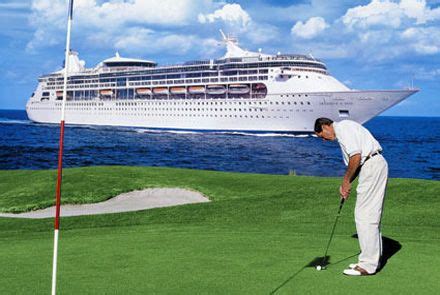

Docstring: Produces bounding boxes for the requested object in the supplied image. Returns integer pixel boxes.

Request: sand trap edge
[0,188,210,219]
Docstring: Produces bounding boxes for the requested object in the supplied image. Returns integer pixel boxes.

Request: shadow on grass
[269,253,359,294]
[327,252,360,267]
[351,234,402,273]
[379,236,402,272]
[270,235,401,293]
[269,265,307,295]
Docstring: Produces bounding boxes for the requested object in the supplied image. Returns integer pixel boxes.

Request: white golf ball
[316,265,322,271]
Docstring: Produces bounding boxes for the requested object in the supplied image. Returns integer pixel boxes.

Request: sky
[0,0,439,116]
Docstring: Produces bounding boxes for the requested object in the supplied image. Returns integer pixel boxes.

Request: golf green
[0,166,439,294]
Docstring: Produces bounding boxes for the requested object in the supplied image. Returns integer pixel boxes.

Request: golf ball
[316,265,322,271]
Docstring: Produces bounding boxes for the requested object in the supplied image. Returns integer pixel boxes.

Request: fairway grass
[0,166,439,294]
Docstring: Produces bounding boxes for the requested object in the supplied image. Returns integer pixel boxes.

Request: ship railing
[42,82,118,91]
[97,66,155,73]
[126,75,270,87]
[214,55,324,64]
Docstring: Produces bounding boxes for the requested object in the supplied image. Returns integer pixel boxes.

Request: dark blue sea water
[0,110,439,180]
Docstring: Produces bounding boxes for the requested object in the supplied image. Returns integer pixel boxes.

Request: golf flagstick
[320,197,345,268]
[51,0,74,294]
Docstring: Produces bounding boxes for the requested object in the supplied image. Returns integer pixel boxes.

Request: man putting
[314,118,388,276]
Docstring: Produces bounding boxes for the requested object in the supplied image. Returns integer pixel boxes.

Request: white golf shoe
[343,265,372,276]
[349,263,358,269]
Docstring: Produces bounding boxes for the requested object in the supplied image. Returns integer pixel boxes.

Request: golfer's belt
[364,150,382,163]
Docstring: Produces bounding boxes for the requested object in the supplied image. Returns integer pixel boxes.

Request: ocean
[0,110,439,180]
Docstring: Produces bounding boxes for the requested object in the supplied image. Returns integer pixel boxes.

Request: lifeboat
[228,84,250,94]
[252,83,267,93]
[253,83,266,90]
[136,88,152,95]
[100,89,113,96]
[152,87,168,94]
[251,83,267,97]
[170,86,186,94]
[188,86,205,94]
[207,85,226,95]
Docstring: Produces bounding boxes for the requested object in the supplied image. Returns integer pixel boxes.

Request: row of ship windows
[116,100,311,106]
[37,100,312,107]
[25,110,307,119]
[28,107,310,113]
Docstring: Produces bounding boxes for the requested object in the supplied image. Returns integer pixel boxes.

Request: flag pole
[51,0,74,294]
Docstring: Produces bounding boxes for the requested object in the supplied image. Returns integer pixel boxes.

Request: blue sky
[0,0,439,116]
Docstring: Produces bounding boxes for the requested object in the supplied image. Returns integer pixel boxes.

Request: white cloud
[87,27,220,59]
[400,0,430,23]
[342,0,440,30]
[76,0,198,27]
[198,3,251,29]
[401,27,440,54]
[24,0,440,65]
[197,3,279,46]
[112,28,155,52]
[291,17,329,39]
[26,0,65,52]
[285,1,440,62]
[245,23,280,44]
[342,0,403,29]
[246,0,354,25]
[27,0,213,51]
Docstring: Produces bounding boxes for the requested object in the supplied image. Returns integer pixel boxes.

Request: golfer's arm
[344,154,361,183]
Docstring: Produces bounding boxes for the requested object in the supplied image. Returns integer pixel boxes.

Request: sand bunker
[0,188,209,219]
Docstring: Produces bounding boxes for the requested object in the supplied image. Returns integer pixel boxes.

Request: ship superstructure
[26,33,417,132]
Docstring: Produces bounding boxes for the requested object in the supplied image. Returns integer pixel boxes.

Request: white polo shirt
[333,120,382,166]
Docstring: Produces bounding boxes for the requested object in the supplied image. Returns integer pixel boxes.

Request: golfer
[314,118,388,276]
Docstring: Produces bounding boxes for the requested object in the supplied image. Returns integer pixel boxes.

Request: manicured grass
[0,166,439,294]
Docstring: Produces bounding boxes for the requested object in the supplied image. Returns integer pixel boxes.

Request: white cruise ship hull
[26,89,416,133]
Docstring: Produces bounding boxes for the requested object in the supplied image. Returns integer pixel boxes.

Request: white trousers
[355,154,388,274]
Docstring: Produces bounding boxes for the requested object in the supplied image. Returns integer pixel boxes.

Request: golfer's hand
[339,181,351,200]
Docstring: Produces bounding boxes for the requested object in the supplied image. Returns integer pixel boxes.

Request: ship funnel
[219,29,260,59]
[61,50,85,73]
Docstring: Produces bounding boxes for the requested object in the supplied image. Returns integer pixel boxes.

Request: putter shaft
[321,198,345,265]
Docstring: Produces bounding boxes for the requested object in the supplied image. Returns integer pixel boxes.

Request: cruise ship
[26,32,418,133]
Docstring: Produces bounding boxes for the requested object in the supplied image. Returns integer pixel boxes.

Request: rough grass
[0,166,439,294]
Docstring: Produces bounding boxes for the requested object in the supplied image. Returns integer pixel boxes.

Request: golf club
[316,197,345,270]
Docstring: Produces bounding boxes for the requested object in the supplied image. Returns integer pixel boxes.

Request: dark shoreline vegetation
[0,166,439,294]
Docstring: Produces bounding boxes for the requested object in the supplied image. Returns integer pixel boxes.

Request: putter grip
[338,198,345,211]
